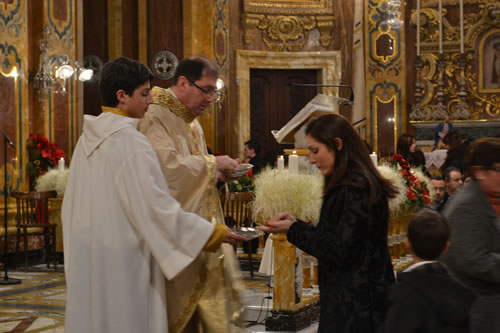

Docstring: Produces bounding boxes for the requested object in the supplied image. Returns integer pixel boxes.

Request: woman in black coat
[261,114,398,333]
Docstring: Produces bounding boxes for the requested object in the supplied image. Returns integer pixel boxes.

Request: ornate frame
[479,29,500,93]
[234,50,342,157]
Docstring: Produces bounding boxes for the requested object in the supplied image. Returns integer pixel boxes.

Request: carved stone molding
[241,0,334,51]
[243,0,333,15]
[423,0,490,6]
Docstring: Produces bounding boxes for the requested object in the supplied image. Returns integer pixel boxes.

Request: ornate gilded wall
[408,2,500,121]
[365,0,407,157]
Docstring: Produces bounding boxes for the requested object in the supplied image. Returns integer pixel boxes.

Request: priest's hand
[224,228,248,245]
[215,155,239,171]
[259,211,296,234]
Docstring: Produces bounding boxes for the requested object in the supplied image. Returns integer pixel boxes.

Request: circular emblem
[151,50,178,80]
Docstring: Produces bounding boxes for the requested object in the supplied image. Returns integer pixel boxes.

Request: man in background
[428,176,446,211]
[438,167,463,211]
[244,139,263,175]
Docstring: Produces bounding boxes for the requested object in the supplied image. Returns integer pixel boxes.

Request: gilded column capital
[316,15,335,47]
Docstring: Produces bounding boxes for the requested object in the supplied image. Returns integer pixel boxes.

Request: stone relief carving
[241,0,334,51]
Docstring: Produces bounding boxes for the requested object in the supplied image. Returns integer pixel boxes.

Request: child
[379,209,476,333]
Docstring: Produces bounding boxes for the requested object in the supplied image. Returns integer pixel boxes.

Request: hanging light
[55,64,75,80]
[78,68,94,82]
[33,24,94,102]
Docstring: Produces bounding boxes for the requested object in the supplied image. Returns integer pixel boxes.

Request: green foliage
[227,176,255,192]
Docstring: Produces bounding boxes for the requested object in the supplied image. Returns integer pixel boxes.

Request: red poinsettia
[392,154,432,209]
[27,133,65,178]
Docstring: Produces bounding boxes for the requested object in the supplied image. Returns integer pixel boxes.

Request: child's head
[99,57,153,117]
[406,209,451,260]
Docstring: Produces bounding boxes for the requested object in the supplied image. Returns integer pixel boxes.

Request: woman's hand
[259,211,297,234]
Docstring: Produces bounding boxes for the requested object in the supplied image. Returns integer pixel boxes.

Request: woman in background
[396,134,424,168]
[261,114,398,333]
[441,131,471,174]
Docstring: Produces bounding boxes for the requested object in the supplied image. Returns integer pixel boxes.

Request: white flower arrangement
[34,169,69,198]
[252,167,324,224]
[376,164,407,213]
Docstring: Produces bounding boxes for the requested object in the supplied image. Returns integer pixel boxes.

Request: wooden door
[250,69,317,167]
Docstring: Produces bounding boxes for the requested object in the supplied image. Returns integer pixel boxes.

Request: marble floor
[0,267,318,332]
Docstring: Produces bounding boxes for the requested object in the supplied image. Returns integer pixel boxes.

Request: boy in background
[379,209,475,333]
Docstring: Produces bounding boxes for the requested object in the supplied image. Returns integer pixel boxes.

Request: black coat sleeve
[287,187,374,268]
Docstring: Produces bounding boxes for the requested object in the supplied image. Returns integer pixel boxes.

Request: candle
[58,158,65,171]
[277,155,284,172]
[416,0,421,56]
[438,0,443,54]
[459,0,464,54]
[370,152,378,166]
[288,151,299,174]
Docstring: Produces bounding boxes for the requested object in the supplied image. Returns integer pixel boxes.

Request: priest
[138,56,244,333]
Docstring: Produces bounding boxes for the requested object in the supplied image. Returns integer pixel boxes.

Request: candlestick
[370,152,378,166]
[277,155,284,172]
[459,0,464,54]
[416,0,421,56]
[288,151,299,174]
[438,0,443,54]
[58,158,65,171]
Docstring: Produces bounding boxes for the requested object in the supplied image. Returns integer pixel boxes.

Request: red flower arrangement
[392,154,431,209]
[27,133,65,178]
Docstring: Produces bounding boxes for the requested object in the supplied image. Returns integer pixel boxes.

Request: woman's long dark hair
[306,114,398,203]
[396,134,415,160]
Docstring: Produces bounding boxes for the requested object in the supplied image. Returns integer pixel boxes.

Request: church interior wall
[1,0,499,236]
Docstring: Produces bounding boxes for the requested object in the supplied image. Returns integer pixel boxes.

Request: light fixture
[33,25,93,102]
[215,78,225,103]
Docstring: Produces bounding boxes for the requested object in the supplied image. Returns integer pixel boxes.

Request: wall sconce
[215,78,225,103]
[33,25,93,102]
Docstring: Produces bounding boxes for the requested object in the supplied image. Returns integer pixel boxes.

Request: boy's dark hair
[99,57,153,107]
[173,56,219,85]
[408,209,450,260]
[245,140,261,154]
[431,176,444,181]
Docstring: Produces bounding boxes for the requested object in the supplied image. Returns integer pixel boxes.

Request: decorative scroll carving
[241,0,334,51]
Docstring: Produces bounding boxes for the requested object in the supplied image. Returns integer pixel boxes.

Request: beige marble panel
[271,233,298,311]
[234,50,342,158]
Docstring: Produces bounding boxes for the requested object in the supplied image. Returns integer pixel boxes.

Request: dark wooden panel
[250,69,317,167]
[0,76,17,164]
[53,90,69,157]
[148,0,183,88]
[83,0,107,115]
[122,0,138,59]
[376,99,395,158]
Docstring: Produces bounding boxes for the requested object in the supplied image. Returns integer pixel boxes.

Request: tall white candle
[58,158,65,171]
[438,0,443,54]
[288,152,299,174]
[416,0,421,56]
[277,155,284,172]
[459,0,464,54]
[370,152,378,166]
